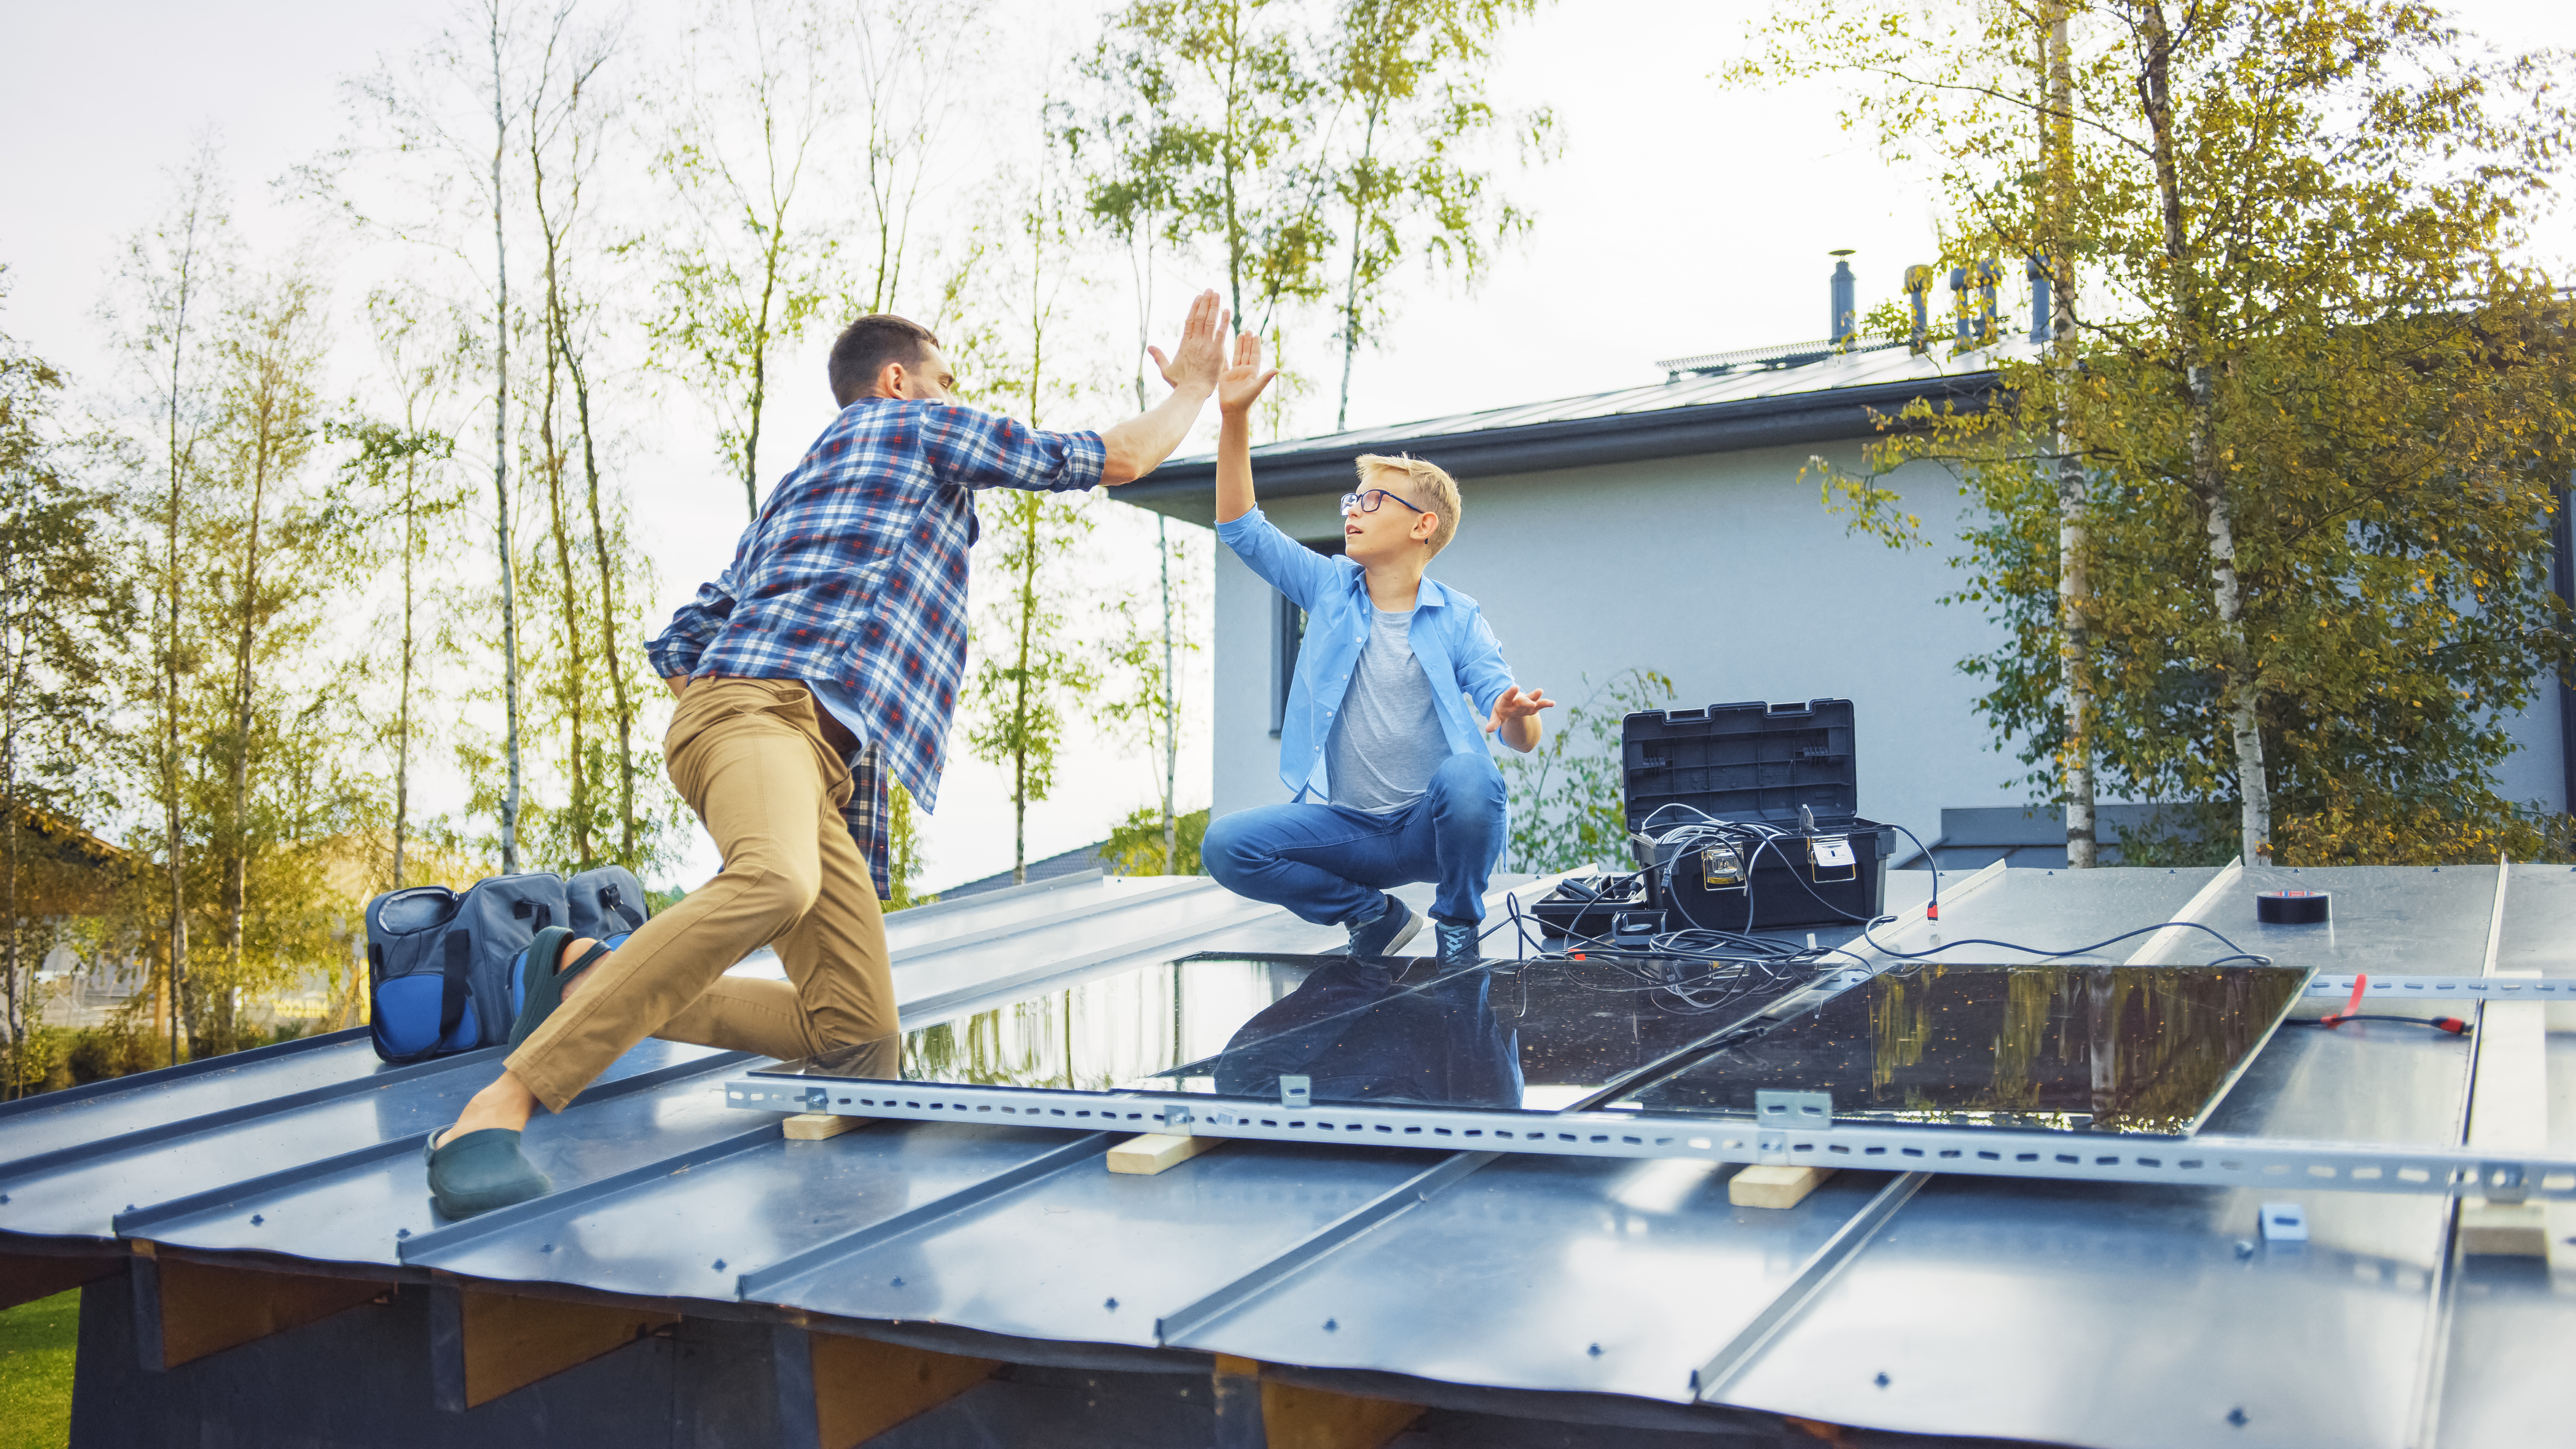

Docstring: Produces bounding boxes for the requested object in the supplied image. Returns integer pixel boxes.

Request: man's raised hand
[1148,290,1227,396]
[1218,331,1277,417]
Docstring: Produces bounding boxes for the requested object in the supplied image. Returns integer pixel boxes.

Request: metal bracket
[2477,1161,2530,1204]
[1279,1076,1312,1111]
[1755,1090,1831,1164]
[1161,1103,1195,1138]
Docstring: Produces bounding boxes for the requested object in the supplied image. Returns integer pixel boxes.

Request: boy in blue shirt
[1204,333,1553,965]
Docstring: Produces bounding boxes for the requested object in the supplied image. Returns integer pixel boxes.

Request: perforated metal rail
[723,1076,2575,1202]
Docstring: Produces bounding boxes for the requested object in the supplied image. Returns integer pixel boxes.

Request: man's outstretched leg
[428,679,883,1218]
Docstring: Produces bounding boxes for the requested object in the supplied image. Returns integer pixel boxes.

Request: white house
[1121,317,2574,867]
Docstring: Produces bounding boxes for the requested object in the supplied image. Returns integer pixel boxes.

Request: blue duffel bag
[363,872,571,1062]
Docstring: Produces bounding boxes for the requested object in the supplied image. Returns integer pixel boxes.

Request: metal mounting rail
[723,1078,2576,1201]
[2301,973,2575,1000]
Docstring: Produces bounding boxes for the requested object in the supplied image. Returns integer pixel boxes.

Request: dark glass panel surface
[753,950,1822,1113]
[1624,962,2309,1135]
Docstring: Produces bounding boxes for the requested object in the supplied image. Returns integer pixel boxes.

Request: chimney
[1905,265,1934,353]
[2027,255,2052,345]
[1829,250,1857,344]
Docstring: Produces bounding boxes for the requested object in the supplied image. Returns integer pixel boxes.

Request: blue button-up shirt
[647,398,1103,893]
[1218,507,1517,801]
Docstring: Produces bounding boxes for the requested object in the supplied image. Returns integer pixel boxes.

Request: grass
[0,1289,77,1449]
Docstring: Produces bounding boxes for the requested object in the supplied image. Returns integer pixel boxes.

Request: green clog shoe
[424,1125,551,1220]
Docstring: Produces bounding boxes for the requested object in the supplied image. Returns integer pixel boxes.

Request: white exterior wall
[1214,441,2021,854]
[1211,442,2573,850]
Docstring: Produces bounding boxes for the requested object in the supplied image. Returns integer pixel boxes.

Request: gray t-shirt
[1326,607,1451,813]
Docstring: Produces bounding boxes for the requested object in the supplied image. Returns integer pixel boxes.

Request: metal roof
[1121,341,2038,522]
[6,862,2570,1448]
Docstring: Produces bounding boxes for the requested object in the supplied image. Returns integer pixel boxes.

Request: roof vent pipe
[2027,255,2052,345]
[1975,259,2001,344]
[1905,265,1934,353]
[1950,266,1973,343]
[1829,250,1857,344]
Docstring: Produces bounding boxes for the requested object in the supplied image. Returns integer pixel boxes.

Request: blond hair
[1354,453,1463,555]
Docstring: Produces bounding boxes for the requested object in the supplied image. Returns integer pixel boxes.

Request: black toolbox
[1620,698,1892,932]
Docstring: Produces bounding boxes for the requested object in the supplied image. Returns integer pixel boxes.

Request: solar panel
[1619,961,2310,1135]
[749,950,1815,1113]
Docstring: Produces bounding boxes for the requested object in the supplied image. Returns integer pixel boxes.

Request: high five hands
[1485,686,1555,750]
[1150,291,1230,396]
[1218,330,1279,417]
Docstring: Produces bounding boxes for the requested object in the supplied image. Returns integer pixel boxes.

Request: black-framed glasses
[1341,488,1428,517]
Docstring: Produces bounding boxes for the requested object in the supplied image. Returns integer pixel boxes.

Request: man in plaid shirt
[422,293,1228,1219]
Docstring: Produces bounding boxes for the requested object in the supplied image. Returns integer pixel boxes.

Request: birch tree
[0,291,131,1093]
[1759,0,2576,864]
[105,143,232,1061]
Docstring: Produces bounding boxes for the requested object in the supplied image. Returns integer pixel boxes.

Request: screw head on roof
[396,1228,411,1239]
[1587,1344,1603,1357]
[1323,1319,1338,1332]
[249,1215,264,1226]
[890,1277,905,1287]
[711,1259,726,1271]
[2227,1408,2249,1427]
[1104,1298,1118,1310]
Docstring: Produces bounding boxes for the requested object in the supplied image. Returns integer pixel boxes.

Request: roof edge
[1120,372,2001,511]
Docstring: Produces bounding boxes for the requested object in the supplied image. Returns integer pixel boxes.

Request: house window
[1269,535,1345,738]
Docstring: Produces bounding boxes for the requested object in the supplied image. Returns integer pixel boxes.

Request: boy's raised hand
[1217,330,1277,417]
[1483,686,1556,735]
[1149,290,1228,396]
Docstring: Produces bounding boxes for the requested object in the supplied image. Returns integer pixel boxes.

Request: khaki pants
[507,678,897,1113]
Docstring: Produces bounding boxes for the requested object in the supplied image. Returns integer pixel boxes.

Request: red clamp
[2321,973,2368,1027]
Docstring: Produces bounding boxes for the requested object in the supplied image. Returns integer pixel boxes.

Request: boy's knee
[1200,812,1260,882]
[1431,752,1506,803]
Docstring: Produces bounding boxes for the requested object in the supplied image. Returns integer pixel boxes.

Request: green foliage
[1320,0,1552,428]
[1501,669,1673,873]
[1751,0,2576,864]
[968,492,1101,883]
[1,289,134,1091]
[1103,805,1210,875]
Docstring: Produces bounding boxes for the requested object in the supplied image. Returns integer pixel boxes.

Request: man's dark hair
[827,314,941,404]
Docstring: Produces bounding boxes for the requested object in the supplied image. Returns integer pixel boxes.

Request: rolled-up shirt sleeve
[922,405,1104,494]
[647,562,741,681]
[1453,608,1516,720]
[1215,506,1340,614]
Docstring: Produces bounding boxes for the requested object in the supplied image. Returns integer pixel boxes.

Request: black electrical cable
[2284,1013,2470,1035]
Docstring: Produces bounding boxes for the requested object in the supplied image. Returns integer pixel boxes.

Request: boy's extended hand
[1218,330,1278,417]
[1484,686,1555,752]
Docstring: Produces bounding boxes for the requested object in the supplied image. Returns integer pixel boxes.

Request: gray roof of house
[4,861,2569,1447]
[1121,340,2036,524]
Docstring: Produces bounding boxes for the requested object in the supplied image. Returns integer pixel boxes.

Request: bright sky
[3,0,2567,893]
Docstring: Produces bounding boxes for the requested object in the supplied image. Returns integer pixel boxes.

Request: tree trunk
[163,238,196,1068]
[4,591,22,1094]
[2045,3,2097,869]
[574,358,634,863]
[744,232,781,520]
[224,393,276,1045]
[2140,1,2270,863]
[491,8,524,875]
[1159,515,1177,870]
[1336,105,1384,434]
[543,349,589,865]
[395,463,415,889]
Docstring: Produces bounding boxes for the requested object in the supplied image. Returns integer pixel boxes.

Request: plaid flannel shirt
[646,398,1105,896]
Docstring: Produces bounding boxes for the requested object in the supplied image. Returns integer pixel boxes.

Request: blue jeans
[1204,753,1508,925]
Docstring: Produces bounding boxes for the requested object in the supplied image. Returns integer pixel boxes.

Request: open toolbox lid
[1622,697,1861,833]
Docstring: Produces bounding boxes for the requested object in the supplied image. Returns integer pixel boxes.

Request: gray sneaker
[1345,894,1422,957]
[1432,918,1481,970]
